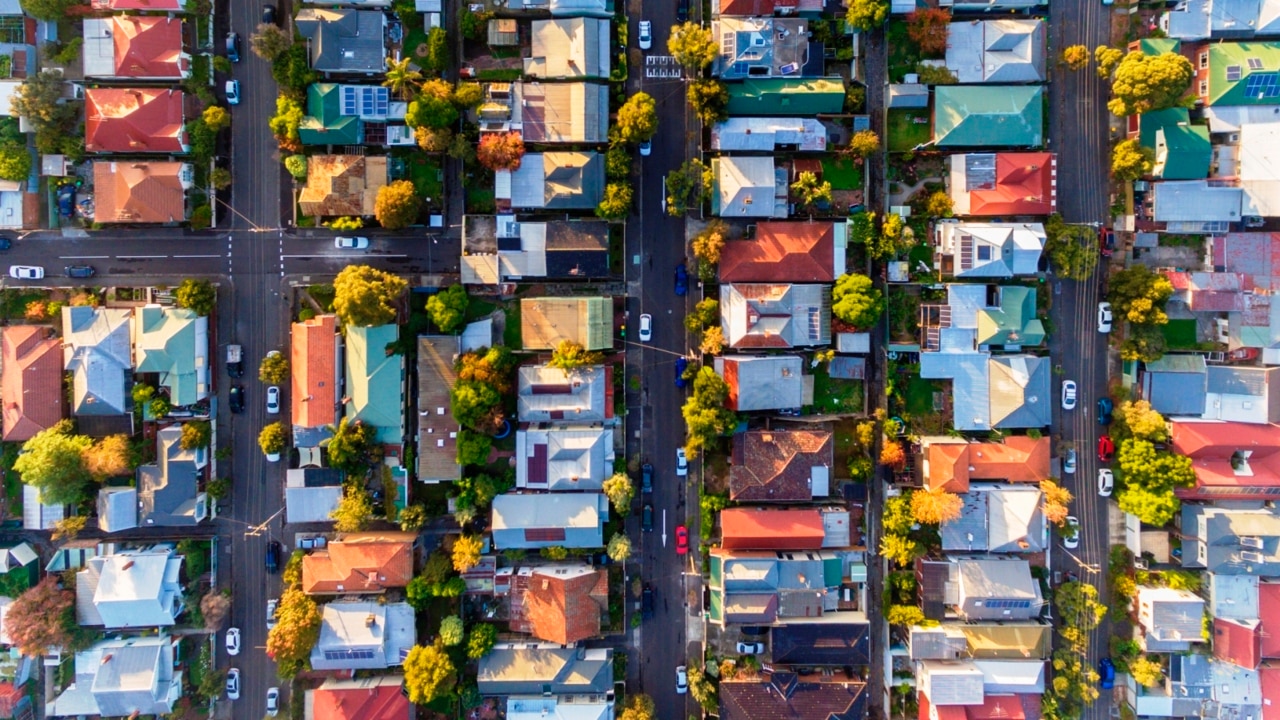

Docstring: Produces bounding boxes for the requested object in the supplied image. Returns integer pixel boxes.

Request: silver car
[335,236,369,249]
[1063,448,1077,475]
[266,386,280,414]
[8,266,42,280]
[226,669,240,700]
[1098,468,1114,497]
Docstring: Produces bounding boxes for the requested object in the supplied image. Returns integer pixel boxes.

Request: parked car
[265,541,280,573]
[675,263,688,296]
[335,236,369,249]
[639,313,653,342]
[642,504,654,532]
[1099,227,1116,255]
[226,80,240,105]
[56,185,75,217]
[1063,516,1080,549]
[1098,468,1115,497]
[1098,435,1115,462]
[1063,448,1077,475]
[8,266,42,280]
[641,463,653,493]
[227,344,244,377]
[639,139,652,156]
[675,525,688,554]
[676,448,688,476]
[0,235,13,250]
[1098,397,1114,425]
[676,666,688,694]
[266,687,280,717]
[1098,302,1113,333]
[1061,380,1077,410]
[736,642,764,655]
[266,598,278,629]
[642,584,654,618]
[1098,658,1116,689]
[226,32,241,62]
[675,357,689,388]
[677,0,689,21]
[226,669,240,700]
[638,20,652,49]
[266,386,280,414]
[225,628,240,656]
[229,384,245,414]
[65,265,95,278]
[262,4,276,23]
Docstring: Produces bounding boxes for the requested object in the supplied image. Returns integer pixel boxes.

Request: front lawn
[401,153,443,202]
[888,109,932,152]
[1163,319,1198,349]
[821,157,863,191]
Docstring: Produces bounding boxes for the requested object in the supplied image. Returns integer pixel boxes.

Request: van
[642,504,653,532]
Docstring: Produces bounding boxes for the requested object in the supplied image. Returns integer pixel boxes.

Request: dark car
[641,463,653,494]
[677,0,689,21]
[1098,435,1115,462]
[1097,397,1114,425]
[675,357,689,389]
[262,4,276,23]
[226,32,241,63]
[265,540,280,573]
[56,185,75,217]
[674,263,688,296]
[229,385,245,414]
[0,236,11,251]
[1098,658,1115,689]
[65,265,95,278]
[642,504,653,532]
[641,584,654,618]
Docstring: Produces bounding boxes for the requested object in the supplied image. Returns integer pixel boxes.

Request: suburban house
[23,485,64,530]
[83,16,189,80]
[48,636,182,718]
[933,222,1046,278]
[494,563,608,644]
[710,117,829,153]
[298,83,402,146]
[1137,586,1207,651]
[718,220,846,284]
[309,601,416,671]
[1191,41,1280,109]
[728,427,833,502]
[524,18,610,79]
[921,557,1043,622]
[416,335,462,484]
[507,696,612,720]
[946,153,1056,216]
[1182,505,1280,575]
[477,644,613,697]
[1202,234,1280,352]
[1162,0,1280,40]
[1129,108,1212,180]
[285,467,345,523]
[919,353,1051,431]
[75,546,185,628]
[1199,366,1280,422]
[713,156,789,218]
[301,533,415,595]
[919,284,1045,352]
[1,325,62,442]
[1150,179,1245,233]
[299,155,388,218]
[514,426,614,491]
[294,10,387,75]
[1170,420,1280,499]
[725,78,845,116]
[502,152,605,211]
[909,622,1053,660]
[344,324,405,448]
[933,86,1044,148]
[944,19,1045,84]
[916,662,1045,717]
[133,305,209,407]
[292,314,341,448]
[93,161,192,224]
[714,0,823,15]
[305,676,411,720]
[490,493,608,549]
[1139,354,1208,417]
[706,548,846,625]
[714,355,809,411]
[520,297,612,351]
[941,485,1046,553]
[485,82,610,144]
[62,306,132,419]
[517,364,614,424]
[461,216,611,284]
[98,424,208,530]
[720,674,867,720]
[720,283,831,349]
[771,622,871,666]
[84,88,188,154]
[1203,576,1280,670]
[712,18,817,79]
[720,507,852,550]
[917,436,1051,492]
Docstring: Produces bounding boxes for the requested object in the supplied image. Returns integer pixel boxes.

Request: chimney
[121,560,134,571]
[365,614,376,627]
[101,654,113,664]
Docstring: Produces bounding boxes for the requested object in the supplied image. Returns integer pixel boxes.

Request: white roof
[972,660,1046,693]
[1153,180,1243,223]
[937,222,1046,278]
[508,696,611,720]
[1205,105,1280,133]
[0,542,36,573]
[710,117,828,152]
[1240,123,1280,217]
[23,484,63,530]
[89,550,184,628]
[285,485,343,524]
[717,156,785,218]
[944,19,1045,84]
[919,660,986,706]
[310,601,416,670]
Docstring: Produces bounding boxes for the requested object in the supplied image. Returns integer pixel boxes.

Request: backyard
[1162,319,1198,349]
[888,109,932,153]
[822,157,863,191]
[808,364,865,415]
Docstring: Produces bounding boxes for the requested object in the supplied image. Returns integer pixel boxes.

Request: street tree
[250,23,290,60]
[1118,438,1196,493]
[210,168,233,191]
[16,421,93,505]
[681,367,738,458]
[331,487,374,532]
[1054,581,1106,631]
[1121,323,1169,362]
[439,616,464,646]
[1117,484,1181,526]
[549,340,604,370]
[831,273,884,329]
[886,604,927,627]
[906,8,950,55]
[615,93,658,144]
[383,56,423,99]
[692,220,728,266]
[333,264,408,327]
[1095,45,1124,77]
[268,95,304,151]
[880,534,924,567]
[425,284,468,334]
[202,106,231,132]
[1109,264,1173,325]
[1061,45,1090,71]
[201,591,232,632]
[1119,400,1167,441]
[596,182,633,220]
[619,694,657,720]
[455,430,492,467]
[1108,51,1195,116]
[883,494,915,536]
[325,417,376,472]
[665,159,712,215]
[452,535,484,572]
[476,132,526,171]
[699,326,725,355]
[7,577,79,656]
[285,155,308,180]
[1112,139,1155,182]
[1040,479,1073,526]
[403,641,457,705]
[602,472,634,513]
[687,79,729,125]
[258,422,288,456]
[668,22,717,71]
[83,433,133,480]
[466,623,498,659]
[265,588,322,669]
[399,504,429,532]
[791,171,832,213]
[259,351,290,384]
[180,421,211,451]
[846,0,889,31]
[607,533,632,562]
[375,179,421,230]
[685,298,720,332]
[910,487,964,525]
[605,143,631,180]
[1043,214,1100,280]
[1129,656,1164,688]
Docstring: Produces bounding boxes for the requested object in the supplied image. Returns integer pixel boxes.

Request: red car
[1098,435,1115,462]
[675,525,689,555]
[1099,228,1116,257]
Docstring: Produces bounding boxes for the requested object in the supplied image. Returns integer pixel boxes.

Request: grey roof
[716,156,787,218]
[54,636,178,718]
[1153,180,1243,225]
[1166,0,1280,40]
[491,493,607,549]
[22,484,63,530]
[955,558,1041,603]
[1182,504,1280,575]
[512,82,609,144]
[1207,573,1259,620]
[76,548,184,629]
[888,83,930,108]
[508,152,605,210]
[295,9,386,74]
[944,19,1045,84]
[285,468,344,523]
[710,117,828,152]
[920,352,1050,431]
[416,335,462,484]
[514,426,614,491]
[97,486,139,532]
[477,645,613,696]
[972,660,1044,694]
[62,306,132,416]
[720,283,832,349]
[935,221,1045,278]
[310,601,416,670]
[715,355,807,411]
[1139,586,1206,642]
[1142,354,1208,416]
[525,18,610,79]
[1203,366,1280,423]
[909,626,970,661]
[517,364,611,423]
[136,425,206,527]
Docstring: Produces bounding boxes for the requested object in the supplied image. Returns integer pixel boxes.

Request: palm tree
[383,57,423,100]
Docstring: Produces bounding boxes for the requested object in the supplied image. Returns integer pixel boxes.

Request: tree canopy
[15,421,93,505]
[325,417,376,472]
[692,220,728,266]
[1060,45,1090,71]
[1112,139,1155,182]
[331,487,374,532]
[333,264,408,327]
[1119,400,1167,441]
[910,487,964,525]
[832,273,884,329]
[259,351,290,384]
[452,535,484,572]
[668,23,718,70]
[846,0,889,31]
[83,433,134,480]
[601,472,634,514]
[1115,438,1196,526]
[548,340,604,370]
[425,284,469,334]
[615,93,659,144]
[596,182,633,220]
[476,132,526,171]
[687,79,729,126]
[607,533,632,562]
[7,576,80,656]
[1043,214,1100,281]
[259,422,288,456]
[466,623,498,659]
[1109,264,1173,325]
[375,180,421,230]
[681,367,738,459]
[265,588,322,670]
[1107,51,1195,116]
[906,8,950,55]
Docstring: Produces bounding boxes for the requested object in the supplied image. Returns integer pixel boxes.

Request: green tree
[668,22,717,70]
[1129,656,1164,688]
[831,273,884,329]
[399,504,429,532]
[923,191,954,218]
[687,79,729,125]
[271,43,319,96]
[174,278,217,316]
[19,0,79,21]
[52,515,87,542]
[791,171,832,213]
[548,340,604,370]
[450,381,503,432]
[466,623,498,659]
[13,71,80,155]
[333,264,408,327]
[619,693,658,720]
[1043,214,1100,281]
[452,535,484,572]
[606,533,632,562]
[15,421,93,506]
[879,533,924,567]
[259,351,290,384]
[0,143,30,182]
[1095,45,1124,77]
[885,604,926,627]
[1060,44,1090,71]
[615,92,658,144]
[665,158,712,216]
[202,105,231,132]
[1054,581,1106,631]
[1118,437,1196,492]
[268,94,304,151]
[916,64,959,85]
[846,129,881,158]
[692,219,728,267]
[681,367,738,459]
[596,182,633,220]
[439,616,464,646]
[250,22,291,60]
[685,298,720,333]
[453,81,484,109]
[406,79,460,130]
[1108,51,1195,116]
[423,27,450,73]
[1119,399,1167,441]
[210,167,233,190]
[601,472,634,514]
[1112,138,1155,182]
[425,284,468,334]
[476,131,526,172]
[1121,323,1169,362]
[180,421,211,451]
[285,155,308,180]
[1117,484,1181,526]
[265,588,322,670]
[846,0,890,31]
[331,487,374,532]
[325,417,376,472]
[258,422,288,456]
[605,143,631,180]
[383,56,423,100]
[415,126,453,153]
[1109,264,1173,325]
[455,430,493,466]
[375,179,422,230]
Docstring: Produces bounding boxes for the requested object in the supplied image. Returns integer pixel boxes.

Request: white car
[1098,302,1114,333]
[8,266,42,280]
[1098,468,1115,497]
[638,20,652,49]
[736,642,764,655]
[266,598,278,629]
[335,236,369,249]
[1063,448,1077,475]
[1063,516,1080,549]
[676,448,688,476]
[266,386,280,414]
[266,687,280,717]
[676,665,688,694]
[226,669,240,700]
[225,79,240,105]
[1061,380,1077,410]
[225,627,240,656]
[638,313,652,342]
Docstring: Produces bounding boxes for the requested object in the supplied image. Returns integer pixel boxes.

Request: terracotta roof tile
[298,155,388,218]
[508,565,607,644]
[719,221,836,283]
[925,437,1051,491]
[310,679,409,720]
[85,88,186,153]
[110,16,187,78]
[721,674,865,720]
[301,533,415,595]
[730,428,833,502]
[1,326,63,442]
[93,161,187,223]
[291,314,338,429]
[958,153,1055,216]
[720,507,824,550]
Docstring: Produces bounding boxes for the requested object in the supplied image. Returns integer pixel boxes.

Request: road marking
[173,254,222,258]
[282,254,410,259]
[115,255,168,259]
[59,255,109,259]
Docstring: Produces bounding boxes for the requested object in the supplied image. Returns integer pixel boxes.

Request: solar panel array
[340,86,389,117]
[1245,72,1280,98]
[323,648,377,661]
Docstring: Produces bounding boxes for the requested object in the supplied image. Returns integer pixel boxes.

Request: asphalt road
[1049,0,1111,224]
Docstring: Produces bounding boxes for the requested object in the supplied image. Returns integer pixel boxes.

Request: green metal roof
[1155,124,1211,180]
[1137,108,1189,148]
[933,85,1043,148]
[134,306,208,407]
[344,323,405,445]
[1138,38,1181,56]
[725,78,845,117]
[299,83,362,146]
[1207,42,1280,107]
[976,286,1045,347]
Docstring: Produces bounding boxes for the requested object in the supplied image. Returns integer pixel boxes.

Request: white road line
[281,254,409,259]
[115,255,168,259]
[59,255,109,259]
[173,254,222,258]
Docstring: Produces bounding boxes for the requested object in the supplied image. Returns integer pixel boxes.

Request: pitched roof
[1,326,62,442]
[1171,420,1280,497]
[344,324,404,445]
[310,601,416,671]
[1206,42,1280,107]
[947,153,1056,216]
[507,152,605,210]
[91,0,182,8]
[720,674,866,720]
[309,676,410,720]
[520,296,612,350]
[512,82,609,143]
[729,428,833,502]
[416,336,461,483]
[291,314,339,442]
[506,564,608,644]
[298,83,362,146]
[920,353,1051,431]
[1203,366,1280,423]
[1263,666,1280,720]
[721,283,831,349]
[945,19,1046,84]
[1153,122,1212,180]
[934,86,1044,148]
[719,221,841,283]
[83,16,188,79]
[85,88,186,153]
[711,117,829,152]
[294,10,386,73]
[461,216,612,283]
[770,623,871,666]
[491,493,606,549]
[525,18,610,78]
[133,305,209,406]
[515,426,614,491]
[477,646,613,696]
[517,364,613,423]
[942,484,1046,553]
[299,155,387,218]
[715,156,786,218]
[922,436,1051,492]
[136,424,206,527]
[62,306,132,416]
[77,549,183,628]
[725,78,845,116]
[1215,618,1262,669]
[1262,582,1280,658]
[720,507,825,549]
[1142,354,1209,416]
[301,533,415,595]
[93,161,189,223]
[935,222,1046,277]
[716,355,808,411]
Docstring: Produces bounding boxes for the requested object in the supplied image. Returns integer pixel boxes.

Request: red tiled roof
[292,314,338,429]
[1171,421,1280,499]
[1,326,62,442]
[1214,618,1261,669]
[310,679,409,720]
[967,695,1030,720]
[509,566,608,645]
[85,88,186,154]
[919,692,968,720]
[92,0,183,9]
[721,508,824,550]
[301,534,415,595]
[720,673,865,720]
[108,16,187,78]
[1163,271,1250,312]
[719,221,836,283]
[1262,665,1280,720]
[1261,583,1280,658]
[93,161,187,224]
[925,437,1052,492]
[958,153,1055,216]
[730,428,833,502]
